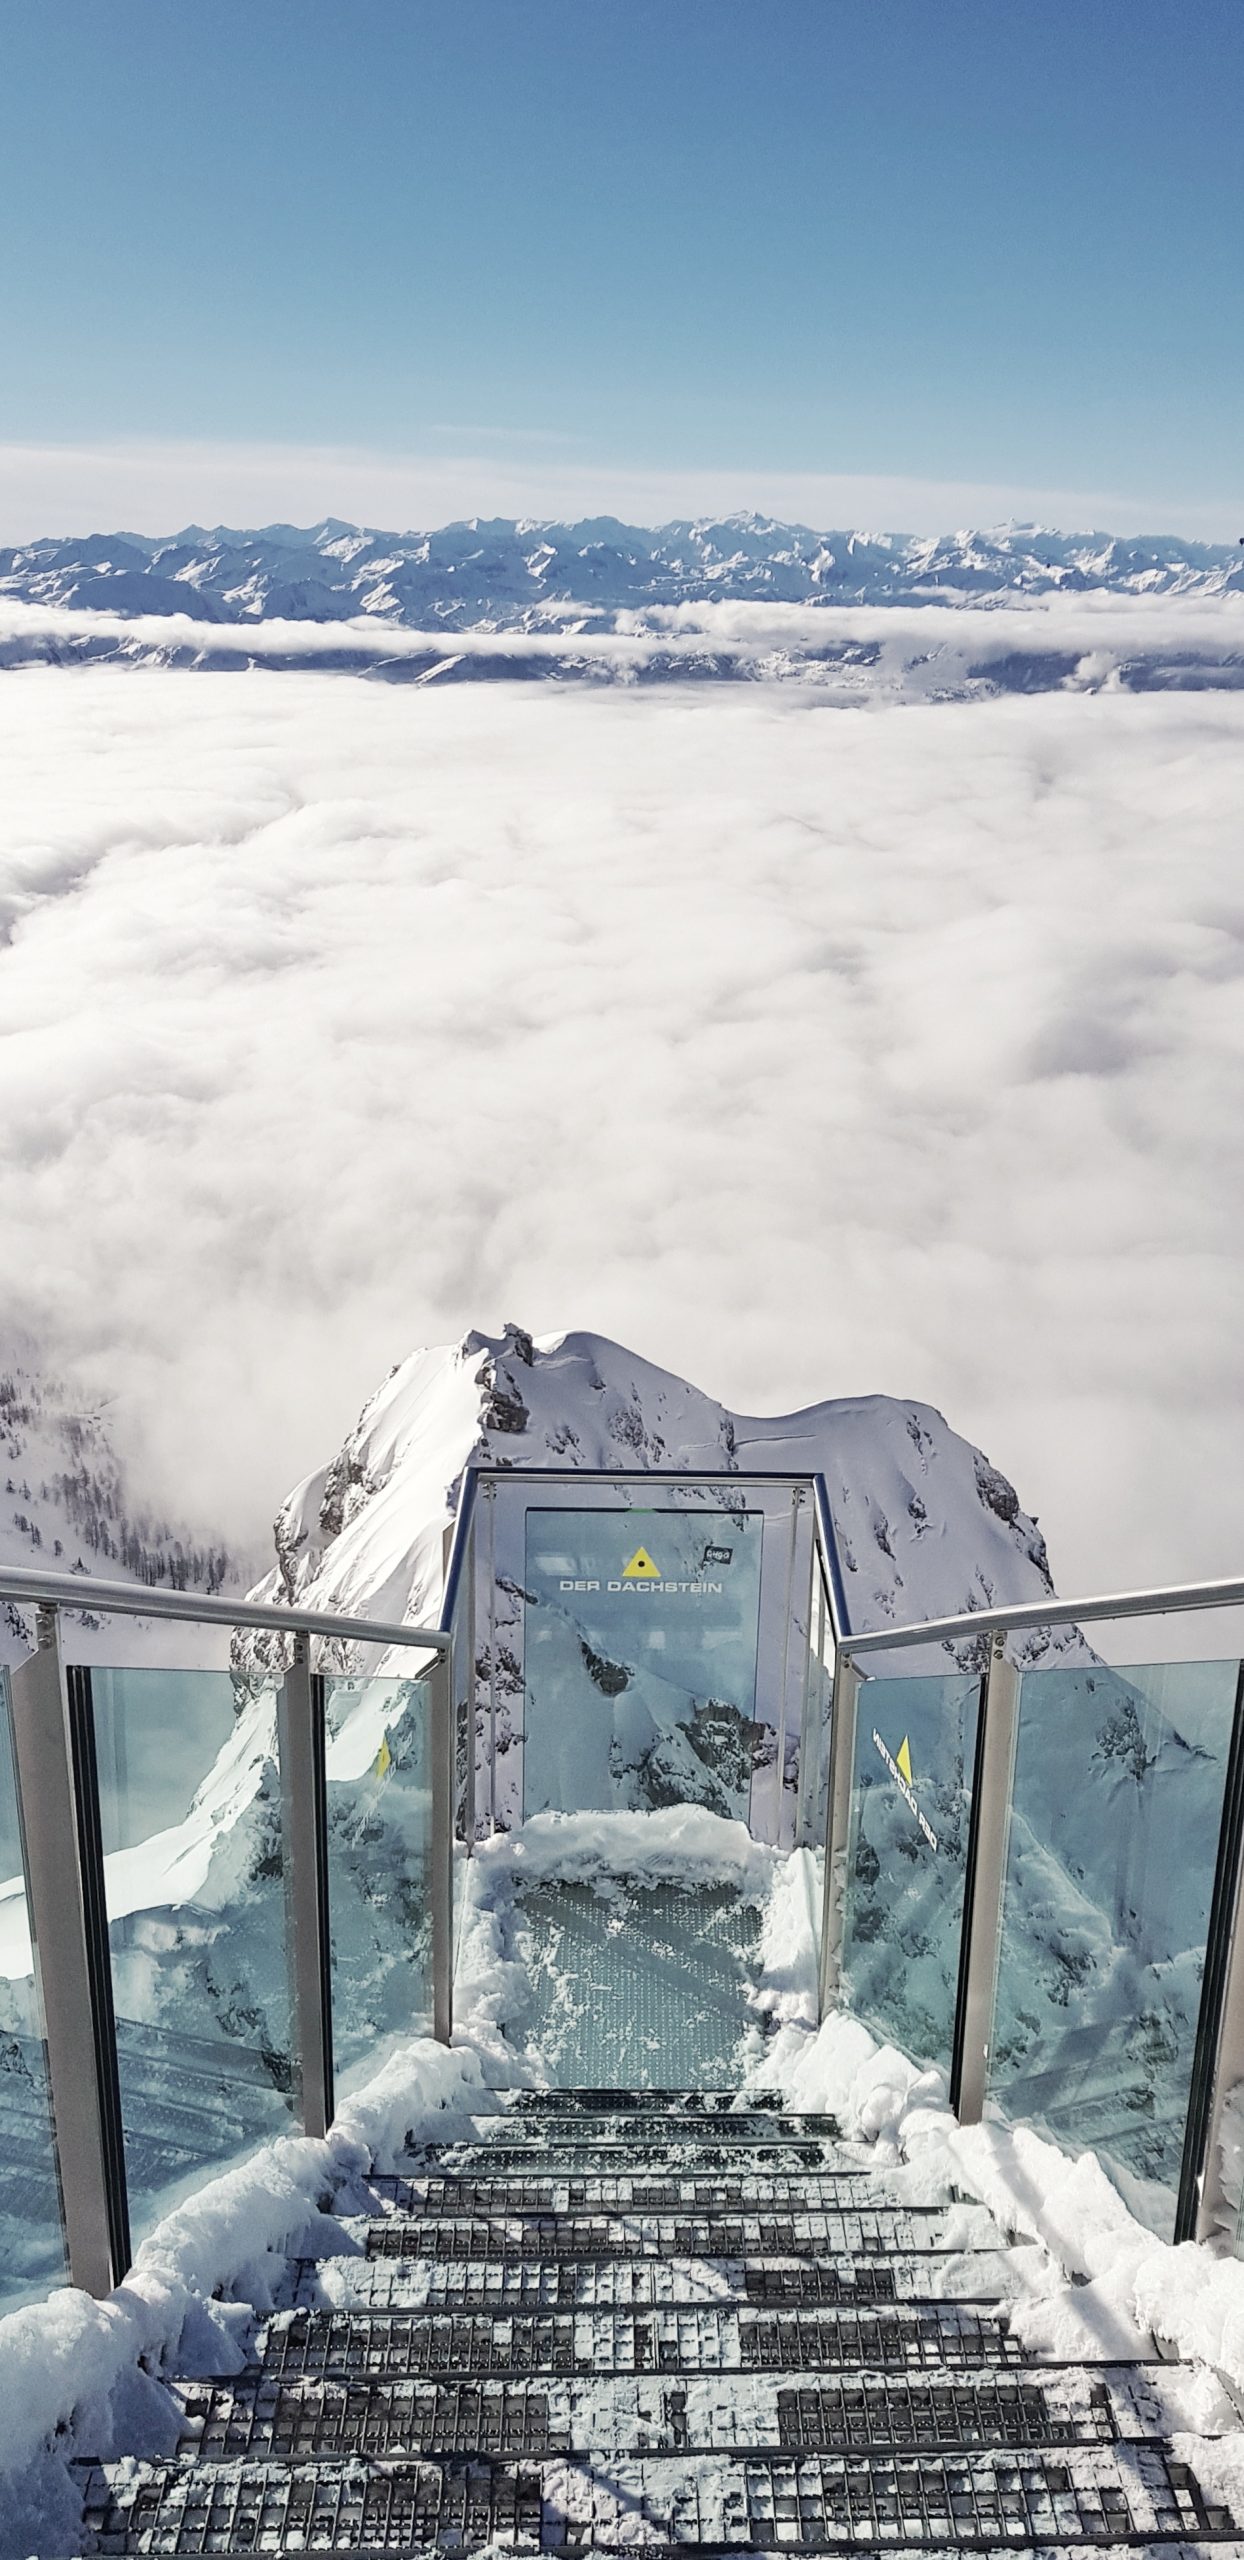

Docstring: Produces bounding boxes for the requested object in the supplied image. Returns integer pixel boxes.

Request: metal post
[430,1646,454,2045]
[793,1520,818,1849]
[951,1633,1021,2125]
[818,1651,861,2018]
[462,1518,478,1845]
[770,1488,802,1850]
[1182,1663,1244,2246]
[276,1635,333,2139]
[484,1480,498,1834]
[8,1608,120,2294]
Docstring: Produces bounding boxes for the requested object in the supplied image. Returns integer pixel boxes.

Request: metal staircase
[78,2090,1244,2554]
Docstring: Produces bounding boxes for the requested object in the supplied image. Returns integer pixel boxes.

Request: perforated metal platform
[72,2087,1244,2554]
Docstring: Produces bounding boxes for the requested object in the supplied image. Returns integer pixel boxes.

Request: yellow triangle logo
[895,1735,913,1785]
[373,1733,392,1780]
[622,1544,661,1580]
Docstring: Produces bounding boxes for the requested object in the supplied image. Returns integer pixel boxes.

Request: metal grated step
[357,2205,991,2260]
[261,2299,1030,2381]
[300,2249,1021,2312]
[80,2443,1242,2550]
[420,2137,858,2173]
[177,2366,1128,2462]
[368,2172,900,2213]
[505,2089,787,2113]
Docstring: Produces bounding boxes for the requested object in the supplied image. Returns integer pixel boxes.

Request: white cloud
[0,665,1240,1615]
[0,435,1237,544]
[2,588,1242,689]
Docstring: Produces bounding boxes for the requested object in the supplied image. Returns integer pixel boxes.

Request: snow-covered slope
[4,514,1241,627]
[0,1342,251,1666]
[249,1320,1060,1663]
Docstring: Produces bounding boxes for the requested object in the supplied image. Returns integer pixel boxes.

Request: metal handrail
[0,1563,450,1654]
[811,1473,851,1648]
[440,1466,481,1635]
[842,1571,1244,1658]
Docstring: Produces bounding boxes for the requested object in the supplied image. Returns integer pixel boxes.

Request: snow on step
[67,2089,1244,2555]
[368,2171,935,2212]
[259,2299,1032,2378]
[423,2137,862,2172]
[300,2242,1040,2312]
[80,2442,1243,2550]
[177,2364,1163,2461]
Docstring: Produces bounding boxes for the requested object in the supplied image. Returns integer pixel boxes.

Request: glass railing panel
[840,1671,983,2072]
[323,1672,433,2086]
[520,1499,767,1821]
[0,1670,68,2312]
[90,1667,296,2250]
[988,1657,1240,2240]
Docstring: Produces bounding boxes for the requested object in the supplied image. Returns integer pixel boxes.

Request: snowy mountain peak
[250,1324,1060,1669]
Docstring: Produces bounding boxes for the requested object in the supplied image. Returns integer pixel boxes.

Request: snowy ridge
[244,1321,1063,1674]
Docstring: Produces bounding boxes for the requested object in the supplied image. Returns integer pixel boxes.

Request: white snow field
[0,670,1241,1610]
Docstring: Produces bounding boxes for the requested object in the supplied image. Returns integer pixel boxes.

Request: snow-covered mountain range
[4,514,1241,628]
[4,515,1240,692]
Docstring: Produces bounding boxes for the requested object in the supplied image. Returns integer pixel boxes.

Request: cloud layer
[0,668,1240,1611]
[2,590,1243,696]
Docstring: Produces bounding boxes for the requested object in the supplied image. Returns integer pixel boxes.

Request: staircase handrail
[0,1561,450,1653]
[840,1569,1244,1658]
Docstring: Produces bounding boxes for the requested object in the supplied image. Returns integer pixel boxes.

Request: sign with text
[525,1505,764,1711]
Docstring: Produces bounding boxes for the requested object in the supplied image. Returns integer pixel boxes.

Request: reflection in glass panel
[840,1673,983,2072]
[990,1658,1239,2239]
[0,1672,67,2312]
[325,1674,434,2087]
[521,1505,766,1821]
[91,1668,296,2250]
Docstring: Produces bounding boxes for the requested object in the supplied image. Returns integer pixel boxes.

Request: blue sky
[0,0,1239,536]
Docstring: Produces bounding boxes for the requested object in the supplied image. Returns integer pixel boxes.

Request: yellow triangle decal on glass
[622,1544,661,1580]
[895,1735,913,1785]
[373,1733,392,1780]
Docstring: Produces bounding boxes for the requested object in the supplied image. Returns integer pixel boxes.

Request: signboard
[521,1506,764,1817]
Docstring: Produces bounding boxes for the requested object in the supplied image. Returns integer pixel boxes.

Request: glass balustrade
[0,1671,68,2314]
[986,1656,1242,2240]
[8,1486,1243,2315]
[89,1667,297,2248]
[838,1670,984,2075]
[323,1671,435,2088]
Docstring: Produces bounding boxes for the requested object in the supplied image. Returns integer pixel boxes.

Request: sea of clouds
[0,652,1240,1606]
